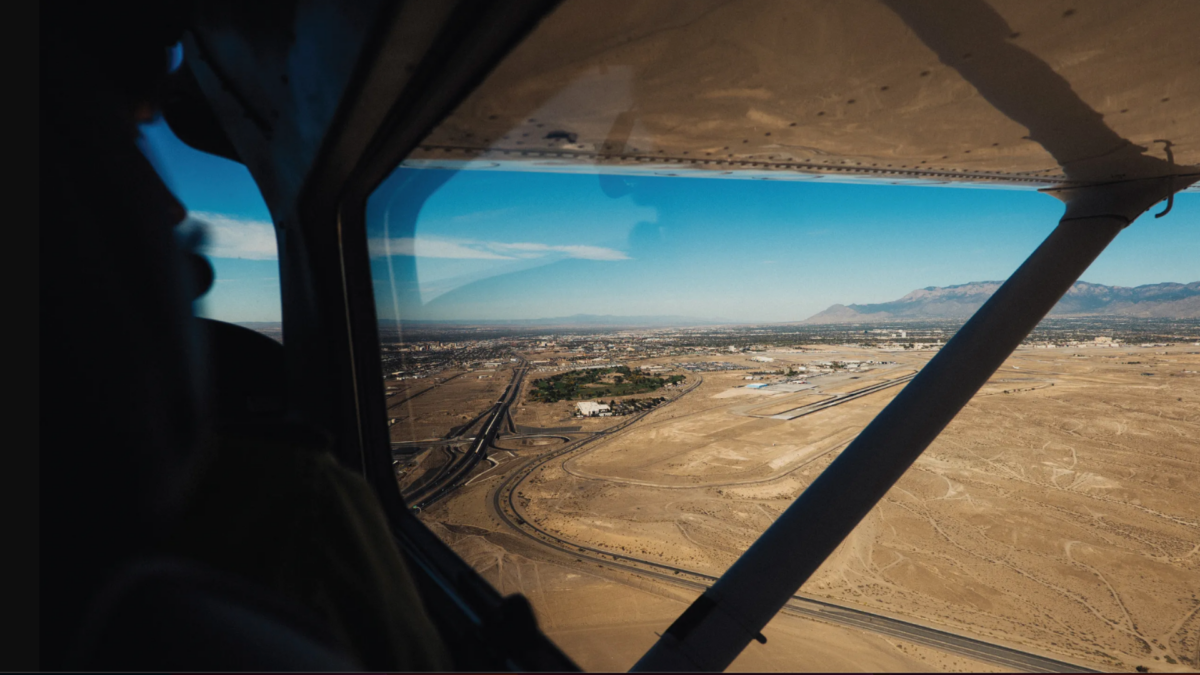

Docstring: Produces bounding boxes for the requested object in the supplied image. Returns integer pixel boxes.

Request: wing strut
[630,178,1187,673]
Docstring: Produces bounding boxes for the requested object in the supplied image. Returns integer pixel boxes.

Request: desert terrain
[388,366,515,496]
[386,365,514,442]
[417,344,1200,672]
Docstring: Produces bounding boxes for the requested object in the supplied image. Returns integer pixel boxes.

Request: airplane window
[141,117,283,341]
[364,1,1199,671]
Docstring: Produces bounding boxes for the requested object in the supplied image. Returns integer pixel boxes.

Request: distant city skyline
[142,118,1199,324]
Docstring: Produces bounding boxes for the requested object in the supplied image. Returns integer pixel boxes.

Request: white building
[749,356,775,363]
[576,401,611,417]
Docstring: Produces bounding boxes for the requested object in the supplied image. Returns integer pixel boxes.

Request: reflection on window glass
[140,118,283,341]
[368,160,1200,672]
[364,1,1200,670]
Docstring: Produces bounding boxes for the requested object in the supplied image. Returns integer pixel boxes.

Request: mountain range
[803,281,1200,324]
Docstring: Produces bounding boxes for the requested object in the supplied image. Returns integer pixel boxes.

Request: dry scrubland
[423,347,1200,672]
[386,366,512,441]
[426,518,998,673]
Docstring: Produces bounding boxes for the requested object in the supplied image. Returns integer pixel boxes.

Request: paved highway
[408,361,527,510]
[487,375,1101,673]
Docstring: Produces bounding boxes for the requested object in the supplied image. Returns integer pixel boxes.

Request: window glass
[140,118,283,340]
[368,162,1199,673]
[364,2,1200,671]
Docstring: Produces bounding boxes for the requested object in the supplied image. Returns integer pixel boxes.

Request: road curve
[487,376,1102,673]
[408,362,526,509]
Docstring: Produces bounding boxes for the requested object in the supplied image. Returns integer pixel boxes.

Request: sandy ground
[411,351,994,671]
[427,517,1001,672]
[387,366,512,441]
[494,346,1199,672]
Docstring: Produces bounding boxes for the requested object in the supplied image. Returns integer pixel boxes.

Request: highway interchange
[403,363,1101,673]
[404,362,526,510]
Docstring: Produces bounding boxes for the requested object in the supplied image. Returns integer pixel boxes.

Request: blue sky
[142,118,1198,324]
[141,119,280,322]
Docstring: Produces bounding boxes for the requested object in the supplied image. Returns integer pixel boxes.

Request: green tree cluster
[530,367,685,403]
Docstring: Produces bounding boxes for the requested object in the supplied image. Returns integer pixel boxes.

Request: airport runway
[765,373,915,420]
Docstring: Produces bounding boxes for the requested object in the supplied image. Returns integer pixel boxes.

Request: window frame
[316,2,578,669]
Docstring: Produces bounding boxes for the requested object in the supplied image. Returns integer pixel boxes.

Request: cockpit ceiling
[408,0,1200,191]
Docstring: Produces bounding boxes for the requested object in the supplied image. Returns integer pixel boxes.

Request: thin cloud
[183,216,629,263]
[489,242,630,261]
[188,212,278,260]
[371,237,511,260]
[368,236,629,261]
